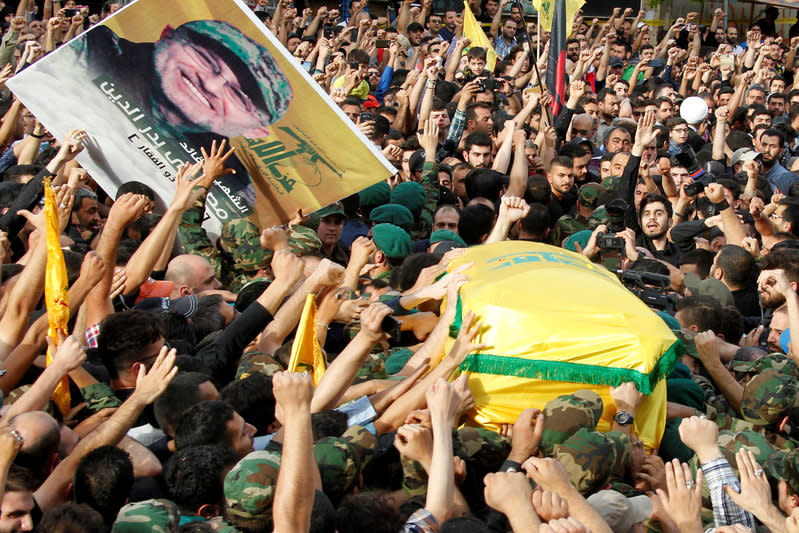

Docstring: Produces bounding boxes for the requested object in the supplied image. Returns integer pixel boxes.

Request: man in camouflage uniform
[223,449,282,531]
[314,425,376,506]
[550,183,604,246]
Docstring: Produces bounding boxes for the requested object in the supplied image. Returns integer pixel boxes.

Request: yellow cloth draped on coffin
[446,241,681,450]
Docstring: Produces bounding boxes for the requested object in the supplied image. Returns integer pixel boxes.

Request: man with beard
[596,88,620,143]
[546,156,576,222]
[759,129,799,194]
[635,193,680,265]
[69,188,104,245]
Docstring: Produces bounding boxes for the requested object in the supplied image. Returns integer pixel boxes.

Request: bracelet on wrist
[30,132,44,138]
[713,199,730,211]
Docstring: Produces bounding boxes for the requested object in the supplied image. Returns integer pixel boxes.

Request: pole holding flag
[43,177,71,416]
[288,293,326,386]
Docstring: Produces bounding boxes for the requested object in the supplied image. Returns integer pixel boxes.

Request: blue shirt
[765,162,799,193]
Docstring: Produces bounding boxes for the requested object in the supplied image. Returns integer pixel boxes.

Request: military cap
[390,182,426,218]
[683,273,735,306]
[359,181,391,209]
[555,428,617,495]
[316,202,346,219]
[111,499,180,533]
[224,450,282,521]
[314,425,376,505]
[578,183,603,210]
[430,229,467,248]
[740,369,799,425]
[730,352,799,379]
[220,218,271,272]
[369,204,414,233]
[540,390,604,456]
[372,223,411,260]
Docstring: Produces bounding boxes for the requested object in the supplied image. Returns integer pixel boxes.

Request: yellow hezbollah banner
[7,0,395,229]
[43,178,70,415]
[288,293,325,386]
[532,0,585,37]
[446,241,680,449]
[462,1,497,72]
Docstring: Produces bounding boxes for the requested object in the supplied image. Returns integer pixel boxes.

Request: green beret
[430,229,467,247]
[359,182,391,209]
[370,204,414,233]
[390,182,426,218]
[372,223,411,260]
[563,230,592,253]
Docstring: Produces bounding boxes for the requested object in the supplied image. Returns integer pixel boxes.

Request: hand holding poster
[7,0,396,229]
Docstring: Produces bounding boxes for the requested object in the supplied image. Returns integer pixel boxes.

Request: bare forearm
[123,208,181,294]
[0,241,46,348]
[426,414,454,523]
[310,333,375,412]
[273,410,314,533]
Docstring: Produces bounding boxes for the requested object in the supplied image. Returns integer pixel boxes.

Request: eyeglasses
[672,127,689,133]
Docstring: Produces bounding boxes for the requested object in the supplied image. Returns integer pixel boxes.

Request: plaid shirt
[402,509,438,533]
[446,109,466,146]
[701,456,755,532]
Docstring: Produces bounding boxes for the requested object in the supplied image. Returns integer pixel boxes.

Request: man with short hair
[0,467,37,533]
[462,132,493,169]
[546,156,576,222]
[464,102,494,136]
[432,205,460,232]
[494,19,518,59]
[636,194,680,265]
[759,128,799,193]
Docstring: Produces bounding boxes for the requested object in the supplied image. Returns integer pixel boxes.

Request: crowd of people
[0,0,796,532]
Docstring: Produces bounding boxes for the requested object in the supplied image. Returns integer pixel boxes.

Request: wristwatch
[614,410,634,425]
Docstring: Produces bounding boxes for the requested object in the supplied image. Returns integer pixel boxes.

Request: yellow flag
[462,0,497,72]
[288,293,325,386]
[532,0,585,38]
[43,178,70,416]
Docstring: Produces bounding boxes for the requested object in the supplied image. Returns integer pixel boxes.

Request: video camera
[596,198,628,252]
[616,269,677,314]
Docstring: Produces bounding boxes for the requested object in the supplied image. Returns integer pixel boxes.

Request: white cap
[680,96,708,125]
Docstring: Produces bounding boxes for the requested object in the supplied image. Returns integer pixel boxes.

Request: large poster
[8,0,395,227]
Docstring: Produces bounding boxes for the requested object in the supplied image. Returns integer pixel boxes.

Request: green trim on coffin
[458,339,684,394]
